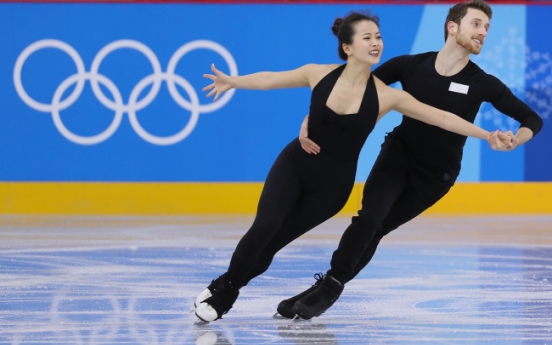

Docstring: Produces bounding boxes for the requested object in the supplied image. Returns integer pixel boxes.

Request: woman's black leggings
[225,139,357,288]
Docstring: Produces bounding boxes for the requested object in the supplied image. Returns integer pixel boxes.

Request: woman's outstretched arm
[202,63,331,101]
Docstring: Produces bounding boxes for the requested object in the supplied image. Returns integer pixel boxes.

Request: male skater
[280,0,544,320]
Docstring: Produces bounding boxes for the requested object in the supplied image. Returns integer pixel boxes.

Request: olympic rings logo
[13,39,237,145]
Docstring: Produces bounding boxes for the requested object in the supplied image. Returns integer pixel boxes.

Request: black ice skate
[195,276,239,322]
[276,272,324,319]
[292,274,344,320]
[195,274,223,307]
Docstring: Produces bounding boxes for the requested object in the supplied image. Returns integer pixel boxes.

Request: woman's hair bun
[331,18,343,36]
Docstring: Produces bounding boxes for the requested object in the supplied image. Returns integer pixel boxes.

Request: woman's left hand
[202,64,232,101]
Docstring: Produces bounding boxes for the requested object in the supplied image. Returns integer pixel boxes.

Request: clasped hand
[487,130,517,151]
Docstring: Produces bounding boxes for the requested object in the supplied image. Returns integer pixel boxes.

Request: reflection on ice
[0,215,551,344]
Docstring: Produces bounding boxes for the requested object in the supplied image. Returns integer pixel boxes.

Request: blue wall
[0,3,550,182]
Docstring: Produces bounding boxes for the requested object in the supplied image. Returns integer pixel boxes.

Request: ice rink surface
[1,215,551,344]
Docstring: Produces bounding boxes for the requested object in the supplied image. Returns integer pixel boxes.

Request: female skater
[194,10,512,322]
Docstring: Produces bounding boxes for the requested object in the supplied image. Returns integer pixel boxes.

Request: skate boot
[276,272,324,319]
[195,275,224,307]
[292,274,344,320]
[195,276,239,322]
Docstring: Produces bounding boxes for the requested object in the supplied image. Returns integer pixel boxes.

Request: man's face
[455,8,490,55]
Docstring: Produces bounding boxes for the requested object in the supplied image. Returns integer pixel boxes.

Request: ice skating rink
[1,214,551,345]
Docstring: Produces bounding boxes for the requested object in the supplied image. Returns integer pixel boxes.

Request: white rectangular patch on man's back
[449,82,469,94]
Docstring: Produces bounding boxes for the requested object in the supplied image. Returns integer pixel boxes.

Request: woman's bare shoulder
[302,63,341,74]
[303,63,342,88]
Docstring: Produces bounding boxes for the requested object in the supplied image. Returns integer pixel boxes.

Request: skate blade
[273,312,296,319]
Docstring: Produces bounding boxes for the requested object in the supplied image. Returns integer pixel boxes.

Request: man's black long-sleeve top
[373,51,543,175]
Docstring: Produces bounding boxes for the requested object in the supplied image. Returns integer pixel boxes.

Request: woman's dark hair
[332,10,380,61]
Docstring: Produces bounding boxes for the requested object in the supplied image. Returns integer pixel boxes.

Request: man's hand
[299,115,320,154]
[487,130,517,151]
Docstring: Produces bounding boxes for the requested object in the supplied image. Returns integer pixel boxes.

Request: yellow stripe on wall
[0,182,551,215]
[0,182,263,215]
[425,182,552,214]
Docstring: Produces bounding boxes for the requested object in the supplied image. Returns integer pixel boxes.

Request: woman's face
[345,20,383,65]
